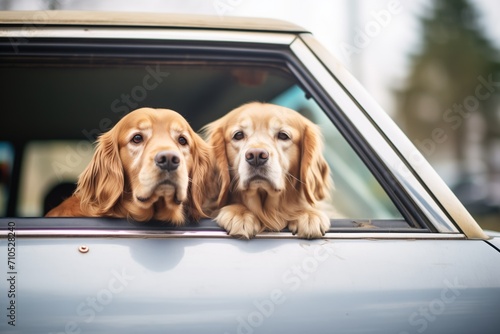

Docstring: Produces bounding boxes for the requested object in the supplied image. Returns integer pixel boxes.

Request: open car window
[0,37,419,231]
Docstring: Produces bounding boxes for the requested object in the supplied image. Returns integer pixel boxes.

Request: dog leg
[216,204,263,239]
[288,209,330,239]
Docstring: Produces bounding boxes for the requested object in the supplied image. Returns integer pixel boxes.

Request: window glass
[4,57,401,220]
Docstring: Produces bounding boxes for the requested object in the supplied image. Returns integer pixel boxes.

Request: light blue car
[0,11,499,334]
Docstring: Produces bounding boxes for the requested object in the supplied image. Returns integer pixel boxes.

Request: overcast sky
[2,0,499,115]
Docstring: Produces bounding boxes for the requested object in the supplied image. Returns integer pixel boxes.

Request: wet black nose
[245,148,269,167]
[155,150,180,171]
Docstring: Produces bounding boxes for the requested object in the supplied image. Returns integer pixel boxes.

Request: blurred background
[2,0,500,230]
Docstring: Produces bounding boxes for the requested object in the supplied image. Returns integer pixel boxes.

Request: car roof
[0,10,308,33]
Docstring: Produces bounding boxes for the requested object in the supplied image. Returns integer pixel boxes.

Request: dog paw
[288,210,330,239]
[216,205,262,239]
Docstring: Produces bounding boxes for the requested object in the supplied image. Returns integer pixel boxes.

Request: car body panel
[0,10,307,33]
[486,235,500,250]
[1,236,499,333]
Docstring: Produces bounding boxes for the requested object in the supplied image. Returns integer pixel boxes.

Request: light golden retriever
[204,102,332,239]
[46,107,211,224]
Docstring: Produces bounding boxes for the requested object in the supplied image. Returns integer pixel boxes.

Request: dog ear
[203,123,230,207]
[300,123,331,205]
[75,130,124,215]
[187,131,214,220]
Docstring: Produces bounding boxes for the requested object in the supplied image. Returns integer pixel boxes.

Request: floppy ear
[300,123,331,205]
[187,131,213,220]
[75,130,124,215]
[203,122,230,207]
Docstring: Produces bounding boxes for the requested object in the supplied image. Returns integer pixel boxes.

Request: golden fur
[46,107,211,224]
[203,102,332,239]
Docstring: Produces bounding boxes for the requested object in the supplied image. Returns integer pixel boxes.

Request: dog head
[204,102,331,207]
[76,107,211,223]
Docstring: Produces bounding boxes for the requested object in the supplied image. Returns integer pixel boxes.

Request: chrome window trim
[289,38,466,236]
[0,27,296,45]
[0,229,465,240]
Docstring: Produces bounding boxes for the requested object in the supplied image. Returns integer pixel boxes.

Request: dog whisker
[230,175,240,192]
[284,170,303,187]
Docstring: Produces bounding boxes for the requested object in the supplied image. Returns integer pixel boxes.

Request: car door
[2,220,500,334]
[0,14,499,334]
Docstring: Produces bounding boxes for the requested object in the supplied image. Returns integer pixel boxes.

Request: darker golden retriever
[203,102,332,239]
[46,107,211,224]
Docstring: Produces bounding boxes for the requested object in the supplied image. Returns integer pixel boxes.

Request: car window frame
[0,25,473,239]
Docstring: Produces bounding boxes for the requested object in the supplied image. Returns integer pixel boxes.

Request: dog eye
[131,134,143,144]
[233,131,245,141]
[277,132,290,140]
[178,136,188,146]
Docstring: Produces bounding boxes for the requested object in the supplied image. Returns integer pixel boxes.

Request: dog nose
[245,148,269,167]
[155,151,180,171]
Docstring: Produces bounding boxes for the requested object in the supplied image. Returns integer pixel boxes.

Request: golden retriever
[46,107,211,224]
[203,102,332,239]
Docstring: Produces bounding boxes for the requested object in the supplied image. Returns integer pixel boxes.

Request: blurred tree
[395,0,500,220]
[46,0,62,10]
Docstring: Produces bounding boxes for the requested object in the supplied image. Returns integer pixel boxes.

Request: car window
[15,88,403,220]
[0,39,402,223]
